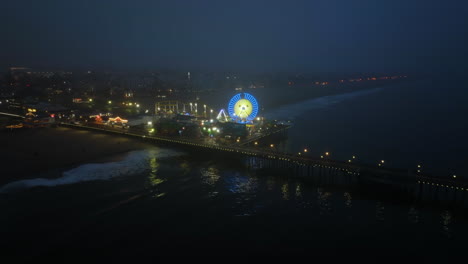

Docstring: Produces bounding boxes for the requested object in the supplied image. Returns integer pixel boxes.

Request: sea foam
[0,148,183,193]
[264,87,385,120]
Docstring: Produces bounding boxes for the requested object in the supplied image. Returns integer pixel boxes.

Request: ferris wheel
[227,92,259,123]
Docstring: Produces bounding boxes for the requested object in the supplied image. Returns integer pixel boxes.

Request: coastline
[0,127,154,186]
[200,78,412,115]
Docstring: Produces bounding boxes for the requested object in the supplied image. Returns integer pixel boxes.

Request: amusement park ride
[155,92,260,125]
[227,92,259,124]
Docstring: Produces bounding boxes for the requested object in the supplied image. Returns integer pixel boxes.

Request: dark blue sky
[1,0,467,73]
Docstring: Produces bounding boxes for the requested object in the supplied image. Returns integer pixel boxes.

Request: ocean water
[267,77,468,176]
[2,76,468,258]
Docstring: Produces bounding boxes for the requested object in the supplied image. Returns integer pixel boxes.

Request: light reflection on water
[3,149,466,257]
[375,201,385,221]
[281,183,289,200]
[408,207,419,224]
[200,167,221,187]
[295,183,302,198]
[344,192,352,208]
[441,210,452,238]
[317,188,332,215]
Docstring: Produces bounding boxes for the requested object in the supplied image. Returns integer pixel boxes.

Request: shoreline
[200,78,413,115]
[0,127,154,186]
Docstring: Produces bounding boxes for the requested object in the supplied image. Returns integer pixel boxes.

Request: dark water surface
[2,76,468,258]
[268,77,468,176]
[2,149,468,258]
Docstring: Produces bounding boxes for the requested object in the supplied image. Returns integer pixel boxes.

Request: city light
[108,100,112,104]
[304,149,308,153]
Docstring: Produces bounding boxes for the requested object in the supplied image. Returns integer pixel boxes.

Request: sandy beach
[0,126,153,185]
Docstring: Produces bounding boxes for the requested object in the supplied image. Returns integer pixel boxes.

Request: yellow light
[381,160,385,163]
[453,175,457,178]
[348,160,351,163]
[108,100,112,104]
[325,152,329,156]
[417,164,421,168]
[89,99,93,102]
[136,104,140,108]
[320,155,324,158]
[270,144,274,148]
[352,155,356,159]
[304,149,308,153]
[254,142,258,145]
[234,99,253,119]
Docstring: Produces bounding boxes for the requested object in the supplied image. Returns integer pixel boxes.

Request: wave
[264,87,385,120]
[0,148,183,193]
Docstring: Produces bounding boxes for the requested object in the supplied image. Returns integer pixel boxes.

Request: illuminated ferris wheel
[228,92,259,123]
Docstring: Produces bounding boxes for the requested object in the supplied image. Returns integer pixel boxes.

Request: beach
[0,126,153,185]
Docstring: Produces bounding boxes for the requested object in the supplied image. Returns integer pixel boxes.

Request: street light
[304,149,308,153]
[378,160,385,167]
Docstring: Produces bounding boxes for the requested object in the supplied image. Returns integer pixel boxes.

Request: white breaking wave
[0,148,183,193]
[264,87,385,120]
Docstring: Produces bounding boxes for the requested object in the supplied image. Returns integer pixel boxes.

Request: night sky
[1,0,467,73]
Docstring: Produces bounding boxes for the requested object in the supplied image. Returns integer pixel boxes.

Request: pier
[60,122,468,207]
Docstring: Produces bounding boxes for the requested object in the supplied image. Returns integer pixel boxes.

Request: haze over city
[2,0,467,73]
